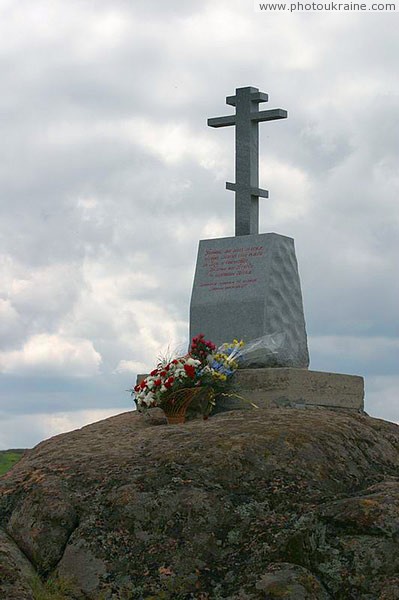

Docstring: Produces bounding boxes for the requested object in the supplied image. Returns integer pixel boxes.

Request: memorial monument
[189,86,309,368]
[138,86,364,414]
[188,86,364,412]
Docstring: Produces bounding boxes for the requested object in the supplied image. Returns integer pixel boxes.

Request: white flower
[142,392,155,407]
[186,357,201,367]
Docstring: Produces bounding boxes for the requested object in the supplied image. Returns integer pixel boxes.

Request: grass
[30,574,109,600]
[0,449,27,476]
[30,575,81,600]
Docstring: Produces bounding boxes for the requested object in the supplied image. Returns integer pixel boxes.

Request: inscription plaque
[189,233,309,368]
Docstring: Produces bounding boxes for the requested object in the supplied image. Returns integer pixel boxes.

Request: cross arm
[226,182,269,198]
[207,115,236,128]
[251,108,288,122]
[226,91,269,106]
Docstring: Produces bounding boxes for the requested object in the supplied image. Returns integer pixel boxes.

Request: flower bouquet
[131,334,244,424]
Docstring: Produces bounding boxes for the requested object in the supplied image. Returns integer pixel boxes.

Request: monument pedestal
[136,368,365,416]
[189,233,309,368]
[213,368,365,414]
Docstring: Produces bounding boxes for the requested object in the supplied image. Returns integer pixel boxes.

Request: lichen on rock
[0,408,398,599]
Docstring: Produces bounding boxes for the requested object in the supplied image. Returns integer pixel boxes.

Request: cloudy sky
[0,0,398,449]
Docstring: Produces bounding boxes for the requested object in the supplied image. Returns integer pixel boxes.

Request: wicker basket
[161,387,210,424]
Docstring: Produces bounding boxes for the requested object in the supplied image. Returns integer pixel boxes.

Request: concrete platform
[216,368,365,414]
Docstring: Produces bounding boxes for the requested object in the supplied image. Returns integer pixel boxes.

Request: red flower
[140,380,147,389]
[154,379,162,386]
[150,369,158,376]
[184,364,196,378]
[164,375,175,389]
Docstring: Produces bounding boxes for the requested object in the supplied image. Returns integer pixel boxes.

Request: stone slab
[136,368,365,414]
[189,232,309,368]
[214,368,365,414]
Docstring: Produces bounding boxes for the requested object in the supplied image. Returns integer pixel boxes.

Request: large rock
[0,528,36,600]
[0,408,398,599]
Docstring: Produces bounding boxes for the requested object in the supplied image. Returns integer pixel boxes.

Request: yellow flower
[212,371,227,382]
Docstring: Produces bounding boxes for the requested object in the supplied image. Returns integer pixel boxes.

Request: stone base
[136,368,365,415]
[216,368,364,414]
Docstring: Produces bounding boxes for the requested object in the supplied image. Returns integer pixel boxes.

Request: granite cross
[208,86,287,236]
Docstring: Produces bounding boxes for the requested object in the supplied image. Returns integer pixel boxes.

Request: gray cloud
[0,2,398,448]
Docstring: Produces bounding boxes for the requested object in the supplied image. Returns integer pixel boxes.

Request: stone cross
[208,86,287,236]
